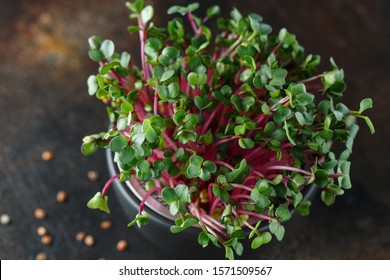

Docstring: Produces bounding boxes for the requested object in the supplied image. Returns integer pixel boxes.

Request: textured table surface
[0,0,389,259]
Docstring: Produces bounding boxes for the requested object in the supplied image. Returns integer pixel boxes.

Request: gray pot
[106,148,317,259]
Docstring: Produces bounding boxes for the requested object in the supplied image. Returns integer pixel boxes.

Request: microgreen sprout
[82,0,374,259]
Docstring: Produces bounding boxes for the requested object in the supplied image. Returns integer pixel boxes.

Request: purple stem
[237,210,273,221]
[101,174,121,197]
[187,12,201,36]
[138,186,161,215]
[265,165,312,176]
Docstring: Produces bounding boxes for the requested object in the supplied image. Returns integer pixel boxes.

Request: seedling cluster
[82,1,374,259]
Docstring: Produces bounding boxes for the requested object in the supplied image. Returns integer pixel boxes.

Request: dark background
[0,0,388,259]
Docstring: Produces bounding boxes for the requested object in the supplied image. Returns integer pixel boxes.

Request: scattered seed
[76,231,86,242]
[34,208,47,220]
[116,240,128,252]
[0,214,11,225]
[100,220,112,230]
[87,170,99,181]
[41,150,54,161]
[41,235,53,245]
[37,226,48,236]
[36,252,48,260]
[56,190,68,203]
[84,234,95,247]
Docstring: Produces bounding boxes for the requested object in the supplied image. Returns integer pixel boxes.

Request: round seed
[87,170,99,181]
[34,208,47,220]
[41,150,54,161]
[56,190,68,203]
[116,240,128,252]
[100,220,112,230]
[41,235,53,245]
[0,214,11,225]
[76,231,86,242]
[36,252,48,260]
[84,235,95,247]
[37,226,48,236]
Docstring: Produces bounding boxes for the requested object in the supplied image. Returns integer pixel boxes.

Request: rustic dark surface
[0,0,389,260]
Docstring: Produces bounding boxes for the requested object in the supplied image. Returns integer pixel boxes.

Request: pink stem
[153,89,158,116]
[187,12,201,36]
[214,160,235,171]
[138,186,161,215]
[265,165,312,176]
[213,135,240,146]
[237,210,273,221]
[101,174,121,197]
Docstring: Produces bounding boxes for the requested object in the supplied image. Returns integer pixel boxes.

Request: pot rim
[106,147,318,232]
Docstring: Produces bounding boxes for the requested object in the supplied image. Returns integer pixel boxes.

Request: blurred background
[0,0,388,259]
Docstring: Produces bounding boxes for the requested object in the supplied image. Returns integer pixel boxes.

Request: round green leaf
[100,39,115,59]
[109,135,128,152]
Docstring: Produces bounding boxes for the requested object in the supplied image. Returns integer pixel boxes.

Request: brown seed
[37,226,48,236]
[0,214,11,225]
[84,235,95,247]
[87,170,99,181]
[41,235,53,245]
[34,208,47,220]
[76,231,86,242]
[36,252,48,260]
[116,240,128,252]
[41,150,54,161]
[100,220,112,230]
[56,190,68,203]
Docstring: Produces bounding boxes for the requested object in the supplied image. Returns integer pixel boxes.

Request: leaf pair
[161,185,190,215]
[186,155,217,181]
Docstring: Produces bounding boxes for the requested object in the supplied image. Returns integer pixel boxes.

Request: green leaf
[119,146,135,164]
[175,184,189,202]
[206,5,220,18]
[87,75,98,96]
[269,220,285,241]
[275,205,291,222]
[203,161,217,173]
[364,116,375,134]
[142,119,158,143]
[251,236,263,249]
[100,62,121,75]
[87,192,110,214]
[88,49,105,62]
[238,138,254,149]
[187,72,198,86]
[251,188,268,208]
[170,217,199,233]
[295,111,305,126]
[273,106,292,125]
[161,187,177,204]
[160,69,175,82]
[198,231,209,247]
[88,35,102,50]
[127,211,149,228]
[81,142,98,156]
[321,190,336,206]
[167,5,188,16]
[141,5,154,24]
[125,0,144,13]
[109,135,128,152]
[243,55,256,72]
[130,124,145,145]
[225,246,234,260]
[100,39,115,59]
[127,25,141,33]
[261,232,272,244]
[173,109,186,126]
